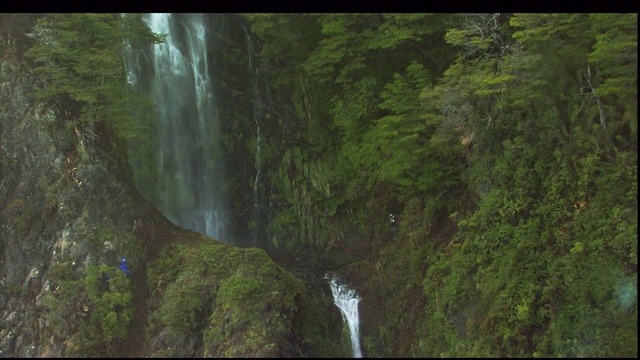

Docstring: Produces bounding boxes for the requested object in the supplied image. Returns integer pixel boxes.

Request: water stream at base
[327,273,363,358]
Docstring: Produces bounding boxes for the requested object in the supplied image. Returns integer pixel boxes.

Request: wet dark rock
[1,37,342,357]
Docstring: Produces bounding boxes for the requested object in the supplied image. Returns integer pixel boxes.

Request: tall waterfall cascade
[327,273,363,358]
[124,13,230,243]
[242,24,263,247]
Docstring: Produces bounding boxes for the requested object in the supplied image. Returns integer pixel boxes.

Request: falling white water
[125,13,229,242]
[327,273,363,358]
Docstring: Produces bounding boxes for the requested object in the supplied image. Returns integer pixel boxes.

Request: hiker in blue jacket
[119,257,131,277]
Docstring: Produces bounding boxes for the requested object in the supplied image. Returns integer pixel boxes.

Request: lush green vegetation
[146,238,344,357]
[243,13,637,357]
[9,12,635,357]
[41,261,133,357]
[24,13,163,141]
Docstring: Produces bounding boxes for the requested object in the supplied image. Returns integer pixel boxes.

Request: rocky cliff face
[0,37,343,357]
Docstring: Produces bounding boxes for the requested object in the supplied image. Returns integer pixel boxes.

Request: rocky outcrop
[0,38,344,357]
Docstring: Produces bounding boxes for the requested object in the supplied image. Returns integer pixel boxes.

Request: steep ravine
[0,47,345,357]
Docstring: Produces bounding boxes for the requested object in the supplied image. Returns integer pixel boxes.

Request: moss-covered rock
[0,22,344,357]
[144,239,344,357]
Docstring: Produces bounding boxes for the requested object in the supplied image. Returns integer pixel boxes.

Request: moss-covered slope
[0,21,344,357]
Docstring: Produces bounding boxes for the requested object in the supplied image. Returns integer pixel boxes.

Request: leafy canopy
[25,13,164,139]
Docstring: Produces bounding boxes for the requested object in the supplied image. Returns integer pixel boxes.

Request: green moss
[146,239,343,357]
[0,156,18,181]
[2,199,33,235]
[296,288,348,357]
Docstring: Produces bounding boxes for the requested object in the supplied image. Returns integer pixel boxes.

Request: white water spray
[327,273,363,358]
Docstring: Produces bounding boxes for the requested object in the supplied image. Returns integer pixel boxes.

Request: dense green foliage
[244,13,637,357]
[24,13,163,140]
[14,12,635,358]
[243,13,461,247]
[42,261,133,357]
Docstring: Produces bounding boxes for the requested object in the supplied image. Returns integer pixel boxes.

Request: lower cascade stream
[327,273,363,358]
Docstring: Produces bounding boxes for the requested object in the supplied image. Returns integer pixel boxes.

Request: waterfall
[242,24,263,247]
[125,13,230,243]
[327,273,363,358]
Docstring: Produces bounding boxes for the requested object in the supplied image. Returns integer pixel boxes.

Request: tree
[25,13,164,140]
[417,13,637,357]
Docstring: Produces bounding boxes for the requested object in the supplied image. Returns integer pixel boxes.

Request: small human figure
[389,213,397,227]
[119,258,131,277]
[100,272,111,290]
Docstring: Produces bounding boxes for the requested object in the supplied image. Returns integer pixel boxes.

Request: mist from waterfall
[125,13,230,243]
